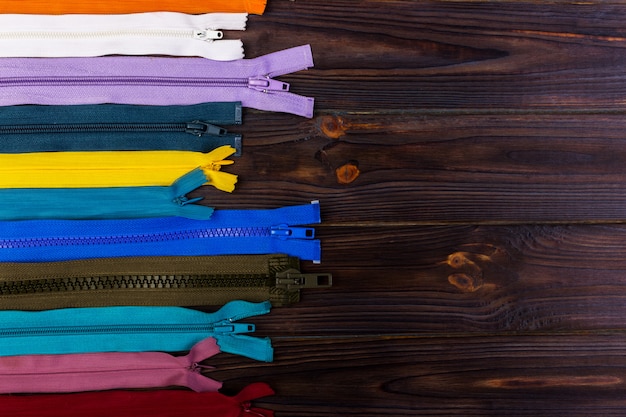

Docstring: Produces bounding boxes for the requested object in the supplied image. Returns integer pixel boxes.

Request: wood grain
[239,0,626,111]
[197,112,626,224]
[189,224,626,335]
[208,1,626,415]
[208,334,626,416]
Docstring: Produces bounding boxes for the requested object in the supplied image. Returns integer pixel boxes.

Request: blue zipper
[0,202,321,262]
[0,300,273,362]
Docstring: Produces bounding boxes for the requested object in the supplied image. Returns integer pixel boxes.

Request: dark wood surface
[207,1,626,415]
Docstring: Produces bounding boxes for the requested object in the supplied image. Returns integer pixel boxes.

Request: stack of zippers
[0,1,331,416]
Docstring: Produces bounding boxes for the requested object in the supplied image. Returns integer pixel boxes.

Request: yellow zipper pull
[200,145,238,193]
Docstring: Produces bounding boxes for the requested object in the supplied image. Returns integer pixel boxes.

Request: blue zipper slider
[213,321,255,334]
[271,224,315,240]
[248,76,290,93]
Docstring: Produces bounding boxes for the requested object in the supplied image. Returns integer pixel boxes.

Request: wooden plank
[199,112,626,224]
[238,1,626,111]
[210,334,626,416]
[197,224,626,334]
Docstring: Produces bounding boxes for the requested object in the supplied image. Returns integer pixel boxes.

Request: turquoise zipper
[0,168,213,220]
[0,300,273,362]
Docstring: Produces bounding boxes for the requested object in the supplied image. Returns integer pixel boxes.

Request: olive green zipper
[0,254,332,310]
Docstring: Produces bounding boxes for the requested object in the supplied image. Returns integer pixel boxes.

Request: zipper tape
[0,0,267,15]
[0,337,223,393]
[0,168,215,221]
[0,382,275,417]
[0,300,273,362]
[0,254,332,309]
[0,102,243,155]
[0,145,238,191]
[0,44,315,117]
[0,13,247,60]
[0,201,322,263]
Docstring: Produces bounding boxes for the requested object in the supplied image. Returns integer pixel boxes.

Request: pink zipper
[0,337,222,393]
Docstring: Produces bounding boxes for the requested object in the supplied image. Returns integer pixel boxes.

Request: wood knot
[448,273,483,292]
[318,115,348,139]
[336,160,360,184]
[446,252,475,268]
[445,252,484,292]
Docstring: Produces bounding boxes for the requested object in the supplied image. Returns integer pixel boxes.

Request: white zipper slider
[193,29,224,41]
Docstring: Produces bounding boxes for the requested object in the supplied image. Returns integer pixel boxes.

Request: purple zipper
[0,45,315,117]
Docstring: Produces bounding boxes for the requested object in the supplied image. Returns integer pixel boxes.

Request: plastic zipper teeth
[0,226,275,249]
[0,274,270,294]
[0,76,261,88]
[0,121,227,136]
[0,323,223,337]
[0,28,222,40]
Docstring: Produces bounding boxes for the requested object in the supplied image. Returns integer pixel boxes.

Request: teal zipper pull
[170,167,212,208]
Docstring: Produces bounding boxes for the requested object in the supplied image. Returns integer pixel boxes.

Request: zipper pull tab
[214,322,256,334]
[275,269,333,289]
[172,196,203,206]
[248,76,290,93]
[185,121,228,136]
[193,29,223,41]
[271,224,315,240]
[189,362,214,373]
[169,168,212,208]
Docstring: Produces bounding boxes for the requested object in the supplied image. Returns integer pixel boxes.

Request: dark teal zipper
[0,102,242,155]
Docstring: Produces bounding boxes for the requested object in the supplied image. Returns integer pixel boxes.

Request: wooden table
[206,1,626,415]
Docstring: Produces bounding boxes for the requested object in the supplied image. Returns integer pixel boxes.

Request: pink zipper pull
[189,362,215,373]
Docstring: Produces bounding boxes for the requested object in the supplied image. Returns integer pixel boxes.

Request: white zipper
[0,12,247,60]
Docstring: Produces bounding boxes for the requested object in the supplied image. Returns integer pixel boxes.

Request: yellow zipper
[0,145,237,192]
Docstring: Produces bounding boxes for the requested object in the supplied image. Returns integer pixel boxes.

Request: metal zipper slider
[185,121,228,136]
[248,76,290,93]
[270,224,315,240]
[275,269,333,289]
[192,29,224,41]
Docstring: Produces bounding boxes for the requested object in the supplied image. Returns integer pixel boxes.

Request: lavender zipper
[0,45,315,117]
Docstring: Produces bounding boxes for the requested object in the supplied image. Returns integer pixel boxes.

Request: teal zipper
[0,300,273,362]
[0,102,243,155]
[0,168,214,220]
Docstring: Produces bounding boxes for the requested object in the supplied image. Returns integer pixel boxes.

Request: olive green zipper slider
[275,269,332,289]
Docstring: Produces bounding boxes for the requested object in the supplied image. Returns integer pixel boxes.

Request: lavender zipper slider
[248,76,290,93]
